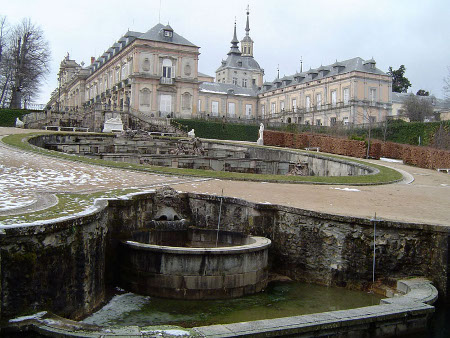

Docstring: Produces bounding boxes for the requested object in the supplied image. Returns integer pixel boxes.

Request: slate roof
[216,54,263,73]
[198,72,214,78]
[259,57,387,94]
[138,23,197,47]
[199,82,258,97]
[87,24,197,74]
[392,92,450,109]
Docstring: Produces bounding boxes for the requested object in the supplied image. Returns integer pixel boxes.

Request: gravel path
[1,127,449,226]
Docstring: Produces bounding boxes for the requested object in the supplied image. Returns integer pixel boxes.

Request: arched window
[182,92,192,110]
[139,88,151,106]
[142,58,151,71]
[162,59,173,78]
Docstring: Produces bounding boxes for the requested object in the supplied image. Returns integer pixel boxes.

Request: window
[212,101,219,116]
[162,59,173,78]
[370,88,376,105]
[271,102,276,116]
[122,63,127,79]
[343,116,349,125]
[330,117,337,126]
[242,79,247,88]
[292,99,297,112]
[245,104,252,119]
[159,94,172,113]
[261,105,265,118]
[369,115,376,124]
[115,68,120,83]
[198,99,201,112]
[252,79,256,85]
[343,88,350,105]
[316,119,321,126]
[243,46,247,54]
[316,93,322,110]
[331,90,337,107]
[280,101,285,111]
[142,58,151,72]
[182,92,192,110]
[228,102,236,117]
[164,30,172,37]
[139,88,151,106]
[306,96,311,112]
[109,73,113,87]
[232,77,237,85]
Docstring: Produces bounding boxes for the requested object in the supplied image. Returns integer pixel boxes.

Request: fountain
[119,227,271,299]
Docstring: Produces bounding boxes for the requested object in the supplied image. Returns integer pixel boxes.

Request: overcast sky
[3,0,450,103]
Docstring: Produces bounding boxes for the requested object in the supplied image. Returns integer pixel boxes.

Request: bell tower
[240,5,254,57]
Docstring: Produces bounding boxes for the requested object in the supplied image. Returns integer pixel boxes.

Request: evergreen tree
[387,65,411,93]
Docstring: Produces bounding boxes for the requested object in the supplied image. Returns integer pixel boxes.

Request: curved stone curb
[6,278,437,337]
[0,193,58,216]
[380,278,438,305]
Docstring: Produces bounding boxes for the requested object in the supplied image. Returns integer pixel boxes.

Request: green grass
[0,131,403,223]
[2,132,403,186]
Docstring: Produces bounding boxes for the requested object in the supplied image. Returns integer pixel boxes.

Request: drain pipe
[215,189,224,247]
[370,213,380,292]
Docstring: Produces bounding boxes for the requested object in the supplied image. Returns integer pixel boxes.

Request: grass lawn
[2,132,403,186]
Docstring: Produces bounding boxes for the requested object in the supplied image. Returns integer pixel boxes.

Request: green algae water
[84,281,382,328]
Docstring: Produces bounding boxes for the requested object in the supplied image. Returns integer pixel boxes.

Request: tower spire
[241,5,254,57]
[228,19,241,55]
[245,5,250,36]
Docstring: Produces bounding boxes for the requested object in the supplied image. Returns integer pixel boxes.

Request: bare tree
[444,66,450,102]
[401,94,434,122]
[0,16,11,106]
[7,18,50,109]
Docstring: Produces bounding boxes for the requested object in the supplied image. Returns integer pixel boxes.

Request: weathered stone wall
[186,194,450,299]
[0,200,109,320]
[1,189,448,322]
[30,134,374,177]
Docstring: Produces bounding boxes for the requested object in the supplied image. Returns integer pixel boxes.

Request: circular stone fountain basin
[119,228,271,299]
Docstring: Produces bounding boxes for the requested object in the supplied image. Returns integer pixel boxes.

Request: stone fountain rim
[122,235,271,255]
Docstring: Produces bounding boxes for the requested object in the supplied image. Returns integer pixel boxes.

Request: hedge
[174,119,259,141]
[0,109,30,127]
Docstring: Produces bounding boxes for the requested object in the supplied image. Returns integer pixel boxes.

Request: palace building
[47,8,393,129]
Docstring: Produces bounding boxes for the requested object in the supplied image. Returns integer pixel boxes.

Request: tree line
[387,64,450,122]
[0,16,50,109]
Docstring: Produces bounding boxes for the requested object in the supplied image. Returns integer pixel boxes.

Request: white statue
[188,129,195,138]
[15,117,24,128]
[257,123,264,145]
[103,116,124,133]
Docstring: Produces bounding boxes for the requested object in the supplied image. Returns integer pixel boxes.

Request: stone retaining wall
[1,189,449,323]
[0,200,109,320]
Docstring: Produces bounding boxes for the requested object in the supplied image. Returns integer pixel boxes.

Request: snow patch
[9,311,47,323]
[380,157,403,163]
[333,187,360,192]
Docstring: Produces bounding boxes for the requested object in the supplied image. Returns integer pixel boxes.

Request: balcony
[160,77,174,85]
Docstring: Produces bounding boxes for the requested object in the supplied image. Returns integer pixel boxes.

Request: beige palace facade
[48,14,392,127]
[258,58,392,126]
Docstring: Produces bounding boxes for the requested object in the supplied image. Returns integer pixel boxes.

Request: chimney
[91,57,95,64]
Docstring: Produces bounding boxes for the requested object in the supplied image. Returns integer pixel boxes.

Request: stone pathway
[1,127,449,226]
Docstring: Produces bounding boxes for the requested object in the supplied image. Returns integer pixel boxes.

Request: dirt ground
[1,127,449,226]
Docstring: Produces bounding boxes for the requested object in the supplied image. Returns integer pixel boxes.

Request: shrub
[0,109,29,127]
[174,119,259,141]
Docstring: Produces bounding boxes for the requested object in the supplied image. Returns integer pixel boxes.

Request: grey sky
[3,0,450,103]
